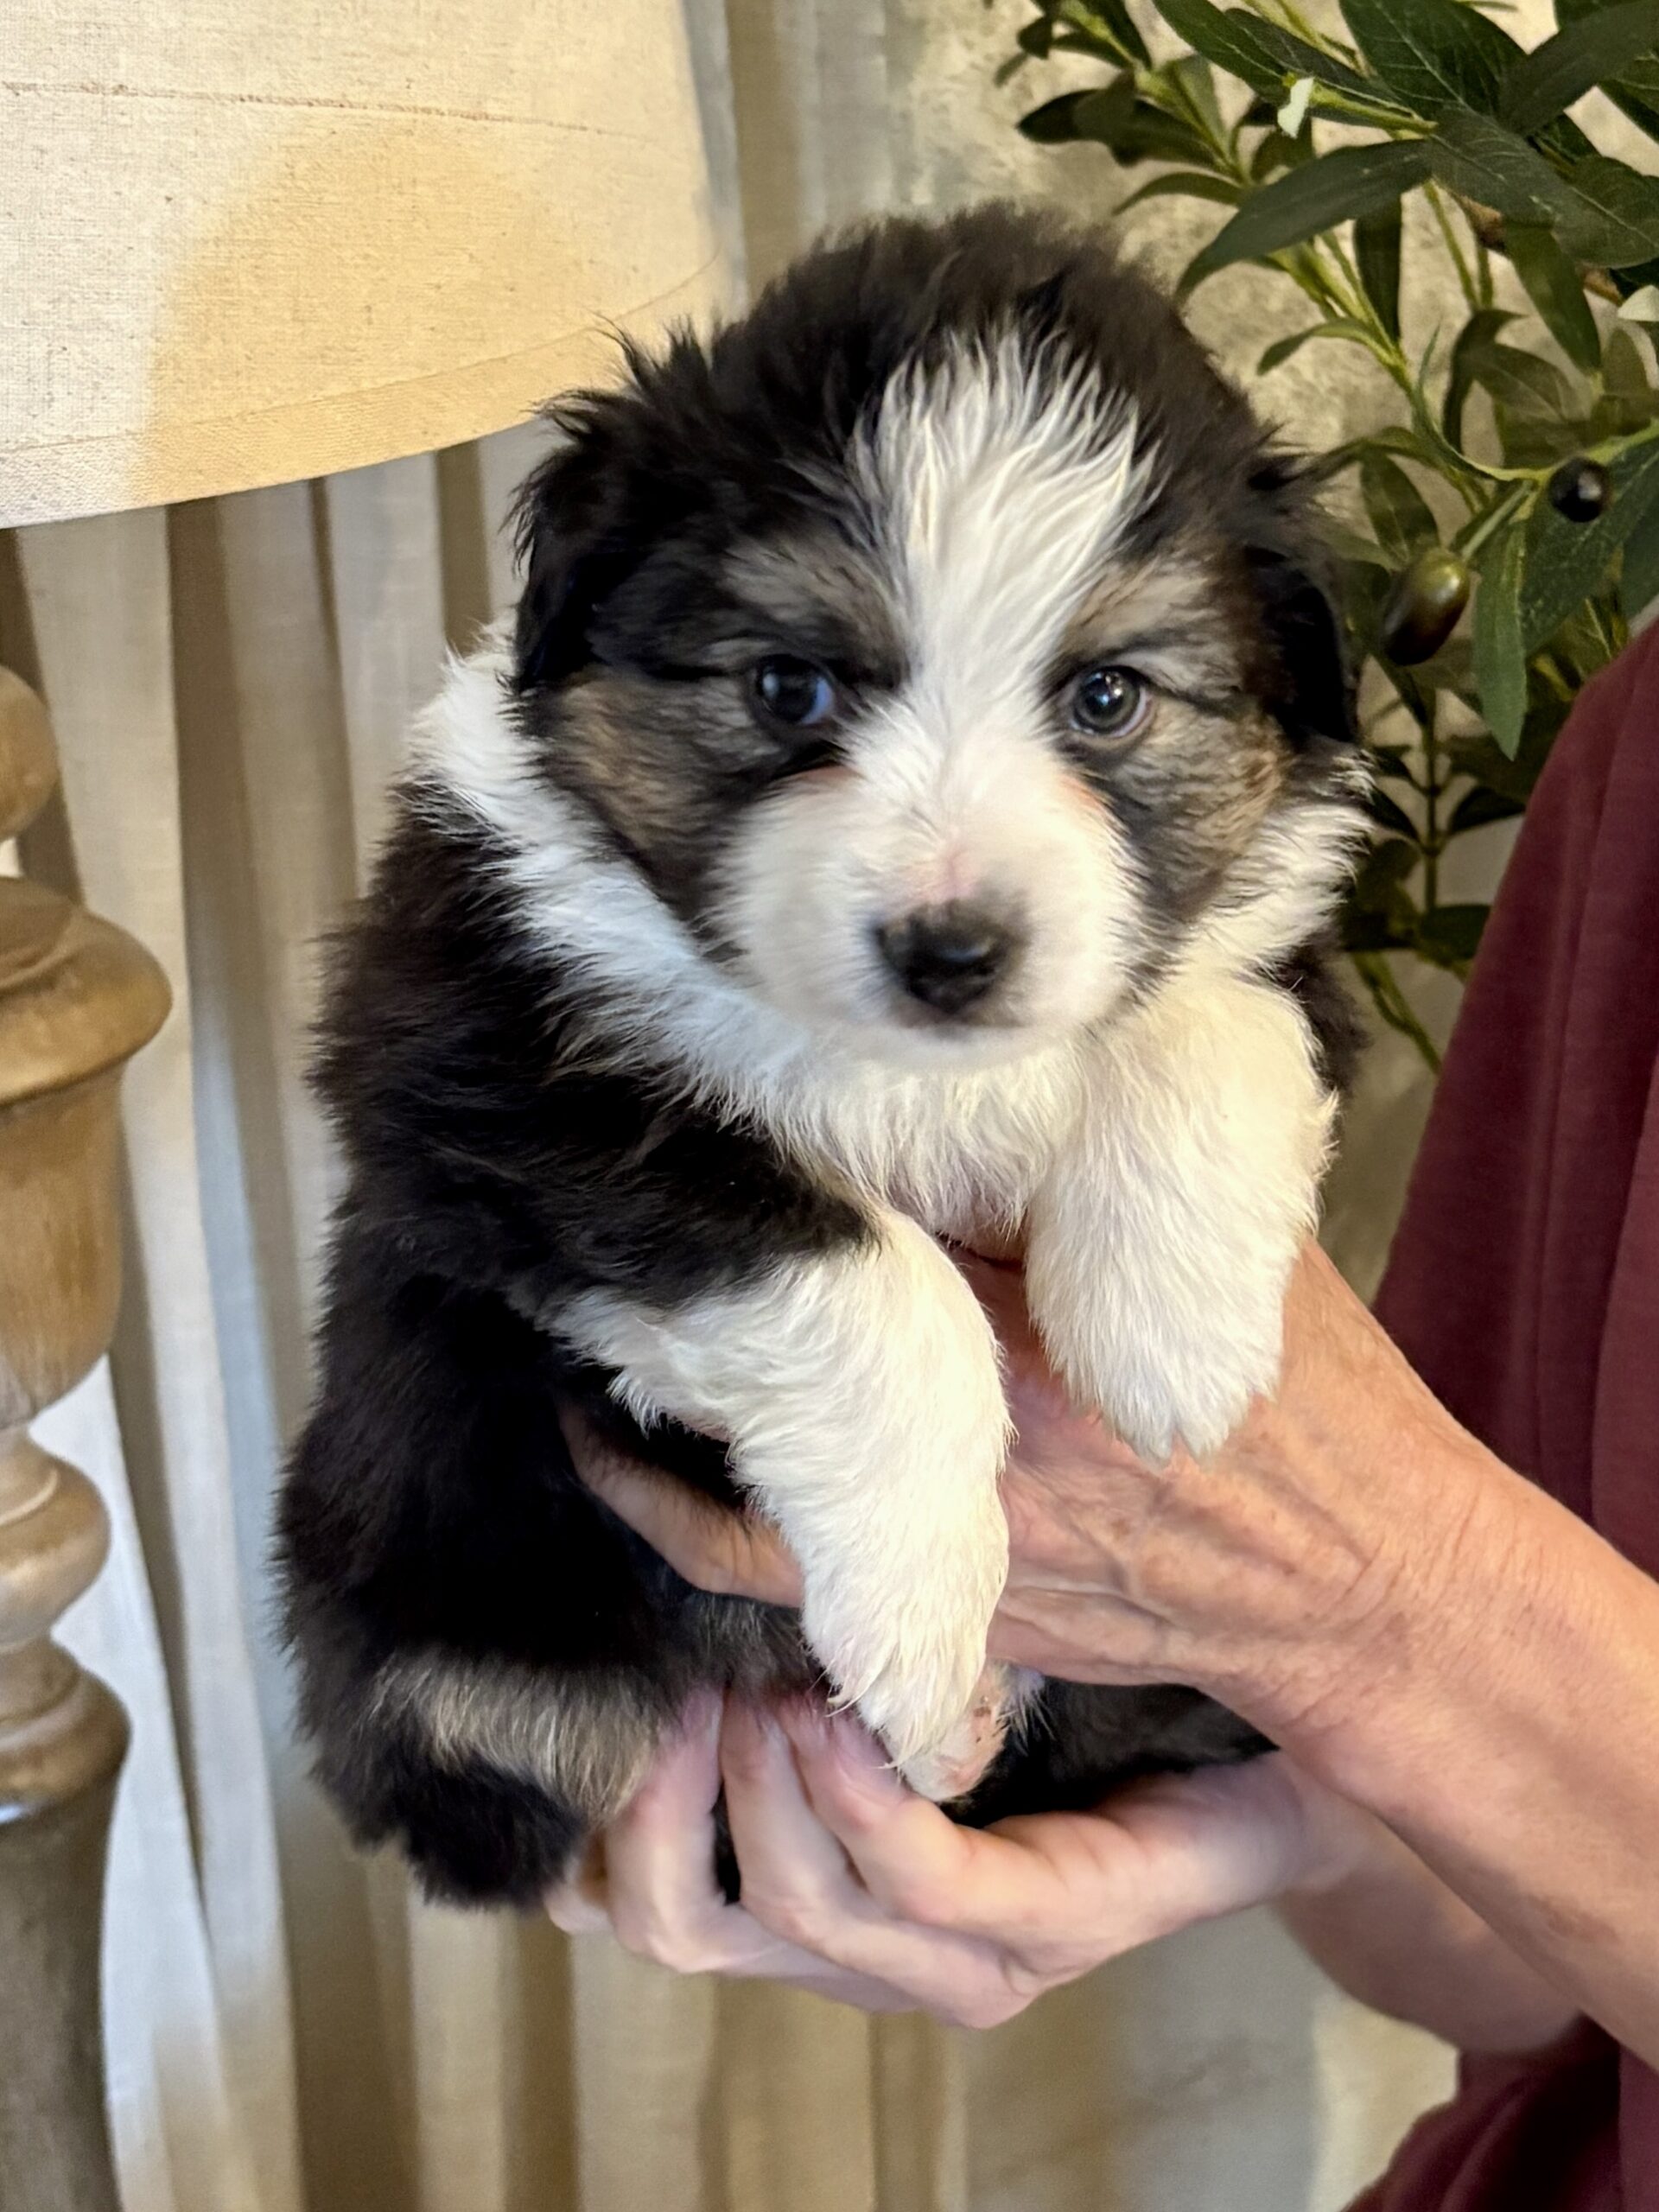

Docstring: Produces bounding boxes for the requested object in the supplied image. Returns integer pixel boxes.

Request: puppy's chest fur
[718,1046,1084,1249]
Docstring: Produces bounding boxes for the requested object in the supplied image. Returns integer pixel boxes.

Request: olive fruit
[1380,547,1471,666]
[1547,458,1613,524]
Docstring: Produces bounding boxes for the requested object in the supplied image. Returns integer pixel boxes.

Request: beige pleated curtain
[0,2,1508,2207]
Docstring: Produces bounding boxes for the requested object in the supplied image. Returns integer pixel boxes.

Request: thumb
[1095,1753,1373,1922]
[562,1405,804,1606]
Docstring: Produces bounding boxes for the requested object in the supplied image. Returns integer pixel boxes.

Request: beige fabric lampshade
[0,0,724,525]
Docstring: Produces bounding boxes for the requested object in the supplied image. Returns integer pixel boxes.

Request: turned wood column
[0,664,170,2212]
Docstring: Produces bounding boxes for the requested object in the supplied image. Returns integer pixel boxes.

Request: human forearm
[1279,1808,1580,2055]
[1290,1440,1659,2069]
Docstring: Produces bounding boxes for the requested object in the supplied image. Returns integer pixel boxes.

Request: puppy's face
[512,212,1358,1069]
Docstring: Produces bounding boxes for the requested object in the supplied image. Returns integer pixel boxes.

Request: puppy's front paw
[1105,1331,1277,1465]
[1031,1244,1289,1464]
[798,1460,1009,1774]
[895,1663,1039,1803]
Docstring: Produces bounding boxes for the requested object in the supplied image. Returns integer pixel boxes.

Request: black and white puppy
[280,204,1366,1905]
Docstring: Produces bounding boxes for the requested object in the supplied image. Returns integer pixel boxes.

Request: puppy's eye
[1069,665,1149,741]
[752,655,839,728]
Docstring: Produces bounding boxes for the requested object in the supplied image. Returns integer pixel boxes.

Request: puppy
[279,204,1366,1905]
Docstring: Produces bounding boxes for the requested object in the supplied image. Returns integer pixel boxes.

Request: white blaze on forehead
[858,331,1152,709]
[757,329,1154,1027]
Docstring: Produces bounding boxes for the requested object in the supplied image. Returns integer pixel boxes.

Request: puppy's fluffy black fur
[280,205,1362,1905]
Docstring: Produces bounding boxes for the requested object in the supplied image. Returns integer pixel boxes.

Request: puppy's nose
[874,901,1021,1015]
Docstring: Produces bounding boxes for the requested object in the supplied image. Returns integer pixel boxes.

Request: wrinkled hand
[547,1692,1371,2026]
[568,1240,1483,1752]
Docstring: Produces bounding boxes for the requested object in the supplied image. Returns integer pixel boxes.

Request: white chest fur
[711,1041,1087,1248]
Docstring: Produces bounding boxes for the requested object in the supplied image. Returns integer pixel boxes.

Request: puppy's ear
[1248,544,1357,750]
[1243,461,1358,752]
[510,410,628,694]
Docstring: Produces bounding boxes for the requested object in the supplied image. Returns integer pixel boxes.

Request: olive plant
[997,0,1659,1065]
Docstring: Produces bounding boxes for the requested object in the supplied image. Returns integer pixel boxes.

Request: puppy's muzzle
[874,899,1024,1018]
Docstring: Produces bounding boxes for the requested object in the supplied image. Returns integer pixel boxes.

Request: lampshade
[0,0,725,526]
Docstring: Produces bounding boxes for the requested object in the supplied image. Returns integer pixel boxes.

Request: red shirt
[1357,621,1659,2209]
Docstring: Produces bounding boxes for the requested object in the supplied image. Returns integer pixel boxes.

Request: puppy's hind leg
[317,1641,668,1905]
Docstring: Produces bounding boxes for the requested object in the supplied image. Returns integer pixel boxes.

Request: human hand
[565,1241,1497,1760]
[546,1692,1373,2027]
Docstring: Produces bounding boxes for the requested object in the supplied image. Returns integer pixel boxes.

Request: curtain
[2,3,1500,2206]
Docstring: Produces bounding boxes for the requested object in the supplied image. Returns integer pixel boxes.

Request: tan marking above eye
[1059,552,1244,697]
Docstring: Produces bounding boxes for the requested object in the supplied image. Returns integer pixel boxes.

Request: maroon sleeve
[1353,620,1659,2212]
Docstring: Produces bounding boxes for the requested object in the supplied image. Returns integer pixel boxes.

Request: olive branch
[999,0,1659,1066]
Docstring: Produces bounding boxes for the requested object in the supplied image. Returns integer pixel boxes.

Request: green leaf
[1540,111,1600,167]
[1020,79,1217,165]
[1016,16,1056,56]
[1344,840,1423,953]
[1443,307,1517,443]
[1326,524,1396,568]
[1445,699,1563,801]
[1144,5,1401,121]
[1114,110,1217,167]
[1495,408,1603,467]
[1179,141,1432,295]
[1553,0,1659,143]
[1018,89,1103,143]
[1414,903,1490,968]
[1605,322,1653,393]
[1467,340,1581,417]
[1446,783,1526,834]
[1361,451,1440,560]
[1116,170,1244,214]
[1368,787,1421,839]
[1355,200,1403,341]
[1557,156,1659,269]
[1521,436,1659,647]
[1350,835,1422,915]
[1425,110,1569,225]
[1251,128,1315,179]
[1339,0,1522,117]
[1369,743,1418,781]
[1620,485,1659,615]
[1148,0,1285,96]
[1606,82,1659,143]
[1309,424,1441,482]
[1500,0,1659,135]
[1170,53,1227,139]
[1473,523,1529,755]
[1258,317,1382,372]
[1347,950,1443,1066]
[1242,16,1402,105]
[1392,633,1477,695]
[1506,222,1602,372]
[1059,0,1150,65]
[1588,391,1659,440]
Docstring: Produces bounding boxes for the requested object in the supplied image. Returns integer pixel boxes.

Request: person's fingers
[545,1833,612,1933]
[1096,1751,1376,1909]
[781,1711,1329,1965]
[779,1706,1103,1943]
[545,1885,613,1934]
[992,1754,1348,1938]
[548,1695,938,2011]
[721,1702,1036,2029]
[594,1693,786,1974]
[562,1405,804,1605]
